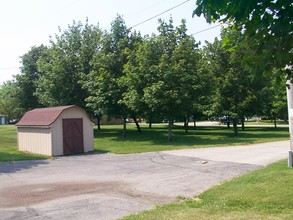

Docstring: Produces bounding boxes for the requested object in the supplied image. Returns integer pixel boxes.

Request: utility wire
[126,0,169,19]
[191,24,222,35]
[130,0,191,29]
[0,24,223,71]
[0,67,19,70]
[0,2,222,71]
[42,0,80,21]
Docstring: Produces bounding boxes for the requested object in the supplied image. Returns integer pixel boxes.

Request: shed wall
[51,107,94,156]
[18,127,52,156]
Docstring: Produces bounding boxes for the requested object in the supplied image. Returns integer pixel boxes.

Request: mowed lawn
[0,123,289,161]
[123,159,293,220]
[94,123,289,154]
[0,125,49,162]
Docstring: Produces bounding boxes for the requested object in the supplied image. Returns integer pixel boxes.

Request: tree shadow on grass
[93,125,289,148]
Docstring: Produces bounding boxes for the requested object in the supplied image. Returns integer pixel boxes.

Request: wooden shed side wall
[17,127,52,156]
[51,107,94,156]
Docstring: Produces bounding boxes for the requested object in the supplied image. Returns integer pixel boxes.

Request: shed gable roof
[16,105,76,126]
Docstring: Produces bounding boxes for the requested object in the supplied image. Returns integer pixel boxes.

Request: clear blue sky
[0,0,222,85]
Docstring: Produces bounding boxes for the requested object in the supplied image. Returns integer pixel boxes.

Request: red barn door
[62,118,84,155]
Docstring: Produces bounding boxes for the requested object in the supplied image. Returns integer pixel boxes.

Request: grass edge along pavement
[123,159,293,220]
[0,123,290,162]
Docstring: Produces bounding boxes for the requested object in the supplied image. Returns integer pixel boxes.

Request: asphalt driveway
[0,140,289,220]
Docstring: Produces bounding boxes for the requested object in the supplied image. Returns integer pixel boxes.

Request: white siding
[50,124,63,156]
[18,127,52,156]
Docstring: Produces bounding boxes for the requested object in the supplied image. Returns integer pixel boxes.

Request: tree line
[0,15,287,140]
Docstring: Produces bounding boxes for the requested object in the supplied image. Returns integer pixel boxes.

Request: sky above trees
[0,0,222,84]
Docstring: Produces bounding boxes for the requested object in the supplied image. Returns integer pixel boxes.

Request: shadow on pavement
[0,159,49,174]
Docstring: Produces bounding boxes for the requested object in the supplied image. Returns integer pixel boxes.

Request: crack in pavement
[25,206,39,217]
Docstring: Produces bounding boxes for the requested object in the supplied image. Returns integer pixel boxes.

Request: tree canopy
[14,45,47,112]
[0,81,21,120]
[35,20,102,111]
[193,0,293,78]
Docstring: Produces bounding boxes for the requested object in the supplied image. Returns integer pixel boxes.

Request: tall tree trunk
[97,116,101,130]
[149,117,152,129]
[274,116,277,128]
[241,117,245,131]
[184,116,189,134]
[149,121,152,129]
[227,115,231,128]
[233,118,238,135]
[168,118,173,142]
[133,116,141,133]
[193,114,197,130]
[122,117,127,138]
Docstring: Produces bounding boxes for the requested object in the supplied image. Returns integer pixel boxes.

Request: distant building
[0,115,6,125]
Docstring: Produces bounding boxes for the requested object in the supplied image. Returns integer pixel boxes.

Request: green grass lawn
[94,123,289,154]
[0,123,289,161]
[246,120,289,126]
[123,159,293,220]
[0,125,49,162]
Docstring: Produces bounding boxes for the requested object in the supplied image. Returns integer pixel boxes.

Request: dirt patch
[0,181,129,208]
[0,181,174,209]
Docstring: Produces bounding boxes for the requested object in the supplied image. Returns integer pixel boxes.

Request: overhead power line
[130,0,191,29]
[191,24,222,35]
[0,67,19,71]
[42,0,80,21]
[127,0,169,19]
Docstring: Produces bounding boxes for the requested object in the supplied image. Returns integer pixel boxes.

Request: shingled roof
[16,105,75,126]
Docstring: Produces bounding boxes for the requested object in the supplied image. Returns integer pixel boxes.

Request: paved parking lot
[0,140,289,220]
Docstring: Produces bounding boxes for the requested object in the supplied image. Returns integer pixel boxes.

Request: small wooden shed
[16,105,94,156]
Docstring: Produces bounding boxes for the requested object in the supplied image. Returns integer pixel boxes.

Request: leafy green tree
[121,34,158,129]
[172,23,202,133]
[193,0,292,78]
[36,20,102,112]
[200,38,230,125]
[142,18,200,141]
[271,81,288,126]
[204,28,268,134]
[83,15,132,136]
[120,31,144,131]
[0,81,22,120]
[189,44,215,130]
[194,0,292,138]
[123,32,164,127]
[14,45,47,114]
[261,71,288,127]
[122,18,202,140]
[223,29,259,133]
